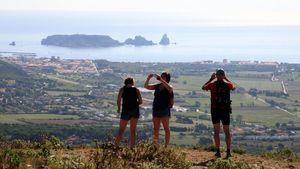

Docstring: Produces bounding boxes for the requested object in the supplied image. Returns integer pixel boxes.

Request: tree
[275,122,280,128]
[236,115,244,124]
[266,145,273,151]
[195,101,201,107]
[198,137,213,145]
[278,143,285,150]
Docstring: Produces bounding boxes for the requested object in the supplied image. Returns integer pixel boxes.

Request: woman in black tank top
[115,77,142,148]
[144,72,174,147]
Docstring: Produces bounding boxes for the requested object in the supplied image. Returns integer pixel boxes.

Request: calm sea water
[0,12,299,63]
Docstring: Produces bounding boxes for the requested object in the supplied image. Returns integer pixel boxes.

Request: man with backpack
[202,69,235,158]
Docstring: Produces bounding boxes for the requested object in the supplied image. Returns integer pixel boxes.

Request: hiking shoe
[225,152,232,159]
[214,151,221,158]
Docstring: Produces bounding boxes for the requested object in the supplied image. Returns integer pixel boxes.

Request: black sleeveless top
[122,86,139,112]
[153,84,174,111]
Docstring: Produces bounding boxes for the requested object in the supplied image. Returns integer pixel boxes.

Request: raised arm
[224,76,236,90]
[117,87,123,113]
[144,74,156,90]
[202,73,216,90]
[157,76,173,93]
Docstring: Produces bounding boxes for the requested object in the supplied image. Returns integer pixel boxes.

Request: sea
[0,11,300,63]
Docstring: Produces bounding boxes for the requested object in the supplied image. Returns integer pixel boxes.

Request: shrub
[90,141,192,169]
[263,148,300,162]
[232,147,246,155]
[0,149,24,169]
[207,159,251,169]
[204,144,219,152]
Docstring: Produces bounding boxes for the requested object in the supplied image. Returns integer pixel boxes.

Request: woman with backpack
[115,77,143,148]
[144,72,174,147]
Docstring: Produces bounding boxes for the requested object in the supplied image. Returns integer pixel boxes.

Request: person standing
[115,77,142,148]
[144,72,174,147]
[202,69,235,158]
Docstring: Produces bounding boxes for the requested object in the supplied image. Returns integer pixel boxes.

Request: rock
[9,41,16,46]
[159,34,170,45]
[123,35,156,46]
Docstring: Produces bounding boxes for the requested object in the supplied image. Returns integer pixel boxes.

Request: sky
[1,0,300,26]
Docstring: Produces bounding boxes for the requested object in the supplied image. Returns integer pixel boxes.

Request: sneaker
[214,151,221,158]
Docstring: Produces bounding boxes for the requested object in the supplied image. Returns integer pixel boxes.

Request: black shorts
[152,108,171,118]
[121,107,140,120]
[211,108,230,125]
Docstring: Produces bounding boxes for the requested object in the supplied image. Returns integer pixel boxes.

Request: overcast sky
[1,0,300,26]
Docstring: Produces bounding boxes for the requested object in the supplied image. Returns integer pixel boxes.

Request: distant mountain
[0,60,28,79]
[159,34,170,45]
[41,34,157,48]
[124,35,156,46]
[41,34,122,48]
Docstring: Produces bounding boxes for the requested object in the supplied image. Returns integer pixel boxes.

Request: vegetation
[207,159,251,169]
[263,148,300,162]
[0,60,27,79]
[0,138,191,169]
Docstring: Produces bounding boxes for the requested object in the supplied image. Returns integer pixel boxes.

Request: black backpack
[215,80,232,113]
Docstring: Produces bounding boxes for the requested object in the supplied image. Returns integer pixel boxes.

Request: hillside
[187,148,299,169]
[0,60,27,79]
[1,138,299,169]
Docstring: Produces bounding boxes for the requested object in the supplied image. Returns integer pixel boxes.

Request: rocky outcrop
[159,34,170,45]
[123,35,156,46]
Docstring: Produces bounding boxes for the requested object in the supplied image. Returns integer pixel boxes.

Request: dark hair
[216,69,225,76]
[161,72,171,83]
[124,77,134,86]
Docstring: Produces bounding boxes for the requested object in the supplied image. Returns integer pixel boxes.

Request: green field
[132,73,300,127]
[172,75,300,127]
[0,114,80,124]
[46,91,87,96]
[233,78,282,91]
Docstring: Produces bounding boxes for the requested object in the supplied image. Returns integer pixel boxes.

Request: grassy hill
[0,60,28,79]
[0,138,299,169]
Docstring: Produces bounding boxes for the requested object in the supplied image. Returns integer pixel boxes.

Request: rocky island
[41,34,121,48]
[124,35,156,46]
[41,34,168,48]
[159,34,170,45]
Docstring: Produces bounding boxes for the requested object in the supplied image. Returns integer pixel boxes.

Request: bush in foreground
[207,159,251,169]
[0,138,192,169]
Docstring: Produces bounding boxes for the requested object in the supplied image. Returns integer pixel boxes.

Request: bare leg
[213,123,221,149]
[130,118,138,148]
[153,117,161,145]
[223,125,231,150]
[115,119,128,147]
[161,117,170,147]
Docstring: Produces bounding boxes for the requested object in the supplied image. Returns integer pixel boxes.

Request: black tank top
[153,84,173,111]
[122,86,139,111]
